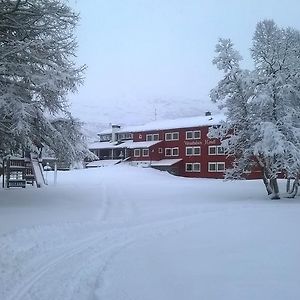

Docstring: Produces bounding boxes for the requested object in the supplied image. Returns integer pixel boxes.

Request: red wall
[130,142,164,161]
[131,126,262,179]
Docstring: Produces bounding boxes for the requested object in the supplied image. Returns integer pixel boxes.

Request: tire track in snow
[4,232,109,300]
[2,210,204,300]
[2,171,249,300]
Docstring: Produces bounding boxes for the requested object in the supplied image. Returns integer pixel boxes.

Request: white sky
[69,0,300,124]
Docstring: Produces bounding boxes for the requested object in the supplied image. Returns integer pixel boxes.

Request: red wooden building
[88,113,261,179]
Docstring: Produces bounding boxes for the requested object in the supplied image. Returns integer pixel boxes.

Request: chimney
[111,124,120,143]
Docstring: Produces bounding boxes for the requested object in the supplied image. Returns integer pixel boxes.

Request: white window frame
[194,146,201,155]
[158,148,163,154]
[165,147,179,157]
[165,148,172,156]
[165,132,179,141]
[208,162,226,172]
[193,163,201,172]
[209,145,225,155]
[217,146,225,155]
[208,162,217,172]
[186,163,201,172]
[172,132,179,140]
[193,130,201,139]
[186,130,201,140]
[217,162,225,172]
[186,147,193,156]
[146,134,159,141]
[142,149,149,157]
[124,133,132,139]
[134,149,140,157]
[208,146,217,155]
[185,163,193,172]
[153,134,159,141]
[186,146,201,156]
[186,131,194,140]
[172,147,179,156]
[165,133,172,141]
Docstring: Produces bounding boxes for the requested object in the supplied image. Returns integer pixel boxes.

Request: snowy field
[0,165,299,300]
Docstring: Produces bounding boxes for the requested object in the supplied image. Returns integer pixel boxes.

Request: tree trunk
[262,169,273,195]
[286,176,299,198]
[286,178,291,193]
[270,178,280,199]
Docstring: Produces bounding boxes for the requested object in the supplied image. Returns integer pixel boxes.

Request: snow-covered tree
[0,0,90,163]
[210,20,300,199]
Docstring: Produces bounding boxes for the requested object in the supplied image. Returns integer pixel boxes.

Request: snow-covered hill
[73,97,220,141]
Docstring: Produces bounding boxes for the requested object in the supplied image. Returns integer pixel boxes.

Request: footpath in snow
[0,165,299,300]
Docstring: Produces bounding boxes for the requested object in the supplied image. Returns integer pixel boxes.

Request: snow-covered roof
[89,140,134,149]
[151,159,182,166]
[89,141,117,149]
[86,160,121,167]
[126,140,162,149]
[99,114,225,134]
[89,140,161,150]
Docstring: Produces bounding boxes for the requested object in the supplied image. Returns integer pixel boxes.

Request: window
[100,134,111,142]
[158,148,163,153]
[208,162,226,172]
[172,132,179,140]
[186,130,201,140]
[186,147,193,156]
[142,149,149,157]
[193,163,201,172]
[134,149,140,157]
[208,162,216,172]
[172,147,179,156]
[165,148,172,156]
[186,131,193,140]
[138,134,142,139]
[208,146,217,155]
[118,133,125,140]
[165,132,179,141]
[194,147,201,155]
[217,146,225,155]
[186,146,201,156]
[119,132,132,140]
[186,163,201,172]
[208,146,225,155]
[125,133,133,139]
[165,133,172,141]
[165,147,179,156]
[194,131,201,139]
[186,163,193,172]
[146,133,159,141]
[217,162,225,171]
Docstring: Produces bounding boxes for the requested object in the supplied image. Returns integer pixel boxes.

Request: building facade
[88,114,261,179]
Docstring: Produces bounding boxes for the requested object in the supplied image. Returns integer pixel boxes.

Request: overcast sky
[69,0,300,124]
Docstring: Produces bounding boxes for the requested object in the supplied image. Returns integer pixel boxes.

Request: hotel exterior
[88,113,262,178]
[87,113,255,179]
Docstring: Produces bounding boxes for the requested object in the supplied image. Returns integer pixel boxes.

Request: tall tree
[0,0,90,163]
[210,20,300,199]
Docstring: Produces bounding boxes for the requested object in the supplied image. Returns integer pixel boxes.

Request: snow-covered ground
[0,165,299,300]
